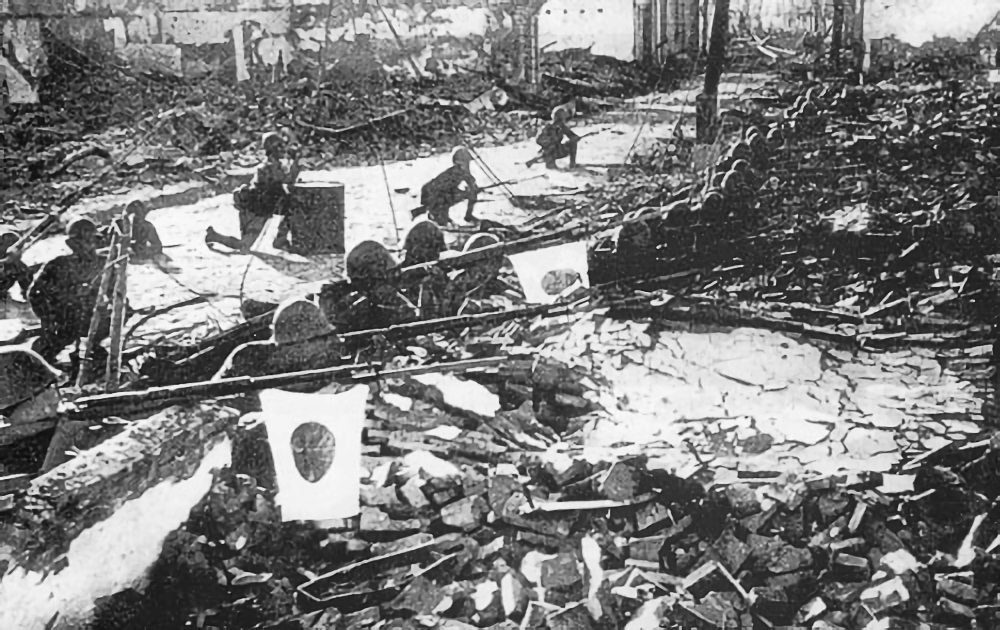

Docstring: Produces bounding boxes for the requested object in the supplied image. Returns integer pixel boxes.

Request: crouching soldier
[419,147,479,224]
[27,218,113,372]
[322,241,416,331]
[0,347,62,427]
[0,231,32,300]
[215,299,342,381]
[400,219,450,318]
[530,107,579,169]
[207,131,301,253]
[124,201,163,260]
[444,233,505,315]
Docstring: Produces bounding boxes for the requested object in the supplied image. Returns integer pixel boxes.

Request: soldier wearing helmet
[0,230,32,300]
[444,233,504,315]
[401,219,447,266]
[27,217,115,371]
[324,240,416,329]
[532,106,579,169]
[400,220,451,318]
[207,130,301,253]
[214,298,342,381]
[418,146,479,224]
[122,201,163,260]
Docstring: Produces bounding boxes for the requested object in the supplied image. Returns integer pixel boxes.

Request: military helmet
[0,231,19,251]
[66,217,98,239]
[346,240,398,281]
[261,132,285,153]
[402,219,446,265]
[271,299,333,346]
[551,106,569,122]
[463,232,500,252]
[125,200,148,217]
[451,146,472,166]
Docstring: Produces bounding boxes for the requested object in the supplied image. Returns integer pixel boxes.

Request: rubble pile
[582,58,1000,352]
[88,366,1000,629]
[2,42,669,218]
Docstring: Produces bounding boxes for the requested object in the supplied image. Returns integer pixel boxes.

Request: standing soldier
[207,131,301,253]
[419,147,479,225]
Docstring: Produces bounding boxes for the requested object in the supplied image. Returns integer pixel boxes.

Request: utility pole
[696,0,730,144]
[831,0,844,71]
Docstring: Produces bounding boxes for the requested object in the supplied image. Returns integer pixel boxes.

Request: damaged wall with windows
[736,0,1000,58]
[1,0,567,103]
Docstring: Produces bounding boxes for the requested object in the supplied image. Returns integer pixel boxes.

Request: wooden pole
[696,0,729,143]
[315,0,336,93]
[831,0,844,70]
[105,213,132,390]
[76,232,120,388]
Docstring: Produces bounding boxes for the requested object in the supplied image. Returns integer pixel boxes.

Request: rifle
[11,357,507,445]
[409,176,540,219]
[137,297,582,386]
[524,131,600,167]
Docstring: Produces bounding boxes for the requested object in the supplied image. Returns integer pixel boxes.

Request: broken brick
[634,500,671,532]
[765,545,813,574]
[398,477,431,509]
[725,483,762,518]
[627,536,665,563]
[713,528,752,573]
[441,495,488,531]
[546,602,593,630]
[794,596,827,624]
[832,553,871,581]
[500,571,530,619]
[860,577,910,614]
[359,507,422,535]
[540,552,583,590]
[389,576,448,615]
[937,597,976,619]
[370,533,435,557]
[597,462,636,501]
[936,577,980,604]
[343,606,380,628]
[488,475,521,512]
[361,483,403,509]
[546,458,592,487]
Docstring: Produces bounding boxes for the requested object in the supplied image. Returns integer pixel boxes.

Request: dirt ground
[4,72,986,485]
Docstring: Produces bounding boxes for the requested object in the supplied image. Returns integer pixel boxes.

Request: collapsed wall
[0,403,237,630]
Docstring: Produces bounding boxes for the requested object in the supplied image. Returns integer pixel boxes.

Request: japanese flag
[261,384,369,522]
[508,241,590,304]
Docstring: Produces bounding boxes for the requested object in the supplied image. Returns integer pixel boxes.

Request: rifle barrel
[74,357,506,416]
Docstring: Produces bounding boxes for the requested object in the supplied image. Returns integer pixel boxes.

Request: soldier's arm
[464,172,479,198]
[143,221,164,255]
[562,122,580,142]
[285,156,302,186]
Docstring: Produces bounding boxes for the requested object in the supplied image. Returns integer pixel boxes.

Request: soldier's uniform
[215,299,341,381]
[207,132,300,252]
[124,201,163,260]
[0,231,32,299]
[324,241,415,330]
[0,347,61,424]
[445,233,504,315]
[419,147,478,224]
[28,218,113,367]
[535,107,579,169]
[400,220,450,319]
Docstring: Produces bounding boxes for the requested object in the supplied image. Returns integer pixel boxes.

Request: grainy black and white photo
[2,0,1000,628]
